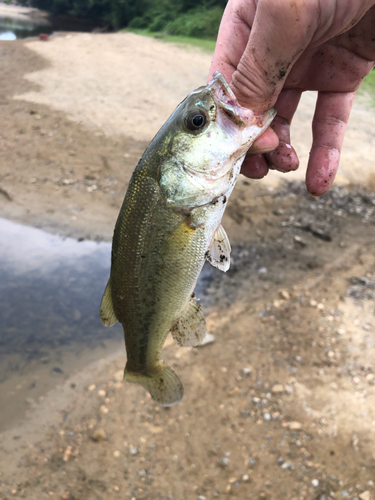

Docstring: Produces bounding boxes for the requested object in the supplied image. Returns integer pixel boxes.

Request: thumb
[230,0,318,112]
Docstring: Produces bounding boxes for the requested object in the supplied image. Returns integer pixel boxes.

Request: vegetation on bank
[126,28,216,52]
[360,70,375,105]
[17,0,226,38]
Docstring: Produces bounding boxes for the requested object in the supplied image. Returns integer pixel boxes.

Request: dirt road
[0,32,375,500]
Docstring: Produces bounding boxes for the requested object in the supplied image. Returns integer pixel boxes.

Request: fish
[100,72,276,406]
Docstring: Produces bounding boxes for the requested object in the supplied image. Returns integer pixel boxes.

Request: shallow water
[0,219,214,431]
[0,12,109,40]
[0,19,52,40]
[0,219,124,429]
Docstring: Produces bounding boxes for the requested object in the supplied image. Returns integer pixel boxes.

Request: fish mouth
[209,72,276,129]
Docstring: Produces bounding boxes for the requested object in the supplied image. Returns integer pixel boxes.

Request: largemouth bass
[100,72,275,406]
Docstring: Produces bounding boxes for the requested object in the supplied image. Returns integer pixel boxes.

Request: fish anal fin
[100,279,118,327]
[206,224,231,272]
[125,361,183,406]
[171,295,207,347]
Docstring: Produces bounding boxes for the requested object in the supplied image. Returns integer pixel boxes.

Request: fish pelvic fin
[125,361,184,406]
[171,295,207,347]
[100,279,118,327]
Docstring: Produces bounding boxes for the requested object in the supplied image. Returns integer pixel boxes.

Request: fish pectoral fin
[171,295,207,347]
[125,361,183,406]
[99,279,118,327]
[206,224,231,272]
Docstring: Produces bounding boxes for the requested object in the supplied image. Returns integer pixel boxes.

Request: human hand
[209,0,375,195]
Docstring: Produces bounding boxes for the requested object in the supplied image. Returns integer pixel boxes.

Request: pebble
[271,384,284,394]
[100,405,109,414]
[311,479,319,487]
[294,235,307,246]
[241,367,252,376]
[279,290,290,300]
[284,421,302,430]
[242,474,250,482]
[359,492,370,500]
[219,457,230,467]
[87,384,96,391]
[341,492,349,498]
[129,446,138,456]
[198,496,206,500]
[98,389,106,397]
[92,428,106,442]
[258,267,268,274]
[263,412,271,421]
[63,446,72,462]
[281,461,293,470]
[113,450,121,457]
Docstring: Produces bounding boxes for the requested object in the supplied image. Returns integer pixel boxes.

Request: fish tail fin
[124,361,184,406]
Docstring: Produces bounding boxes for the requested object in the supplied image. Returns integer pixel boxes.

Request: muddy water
[0,219,215,432]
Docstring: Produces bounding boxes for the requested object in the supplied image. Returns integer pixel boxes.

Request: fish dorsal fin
[171,295,207,347]
[205,224,231,272]
[100,279,118,327]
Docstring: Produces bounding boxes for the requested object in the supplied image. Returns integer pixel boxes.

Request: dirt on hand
[0,32,375,500]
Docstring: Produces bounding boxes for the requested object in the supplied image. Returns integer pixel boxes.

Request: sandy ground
[1,31,375,500]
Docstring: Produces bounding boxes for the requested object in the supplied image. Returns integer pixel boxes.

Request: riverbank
[0,32,375,500]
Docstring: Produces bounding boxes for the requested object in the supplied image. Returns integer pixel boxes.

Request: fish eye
[185,110,207,131]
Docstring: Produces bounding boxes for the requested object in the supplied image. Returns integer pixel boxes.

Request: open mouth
[209,72,252,128]
[209,72,276,129]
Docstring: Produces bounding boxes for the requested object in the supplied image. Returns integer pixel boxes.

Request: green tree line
[19,0,227,38]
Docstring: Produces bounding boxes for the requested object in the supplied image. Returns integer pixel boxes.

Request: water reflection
[0,219,123,380]
[0,30,16,41]
[0,18,52,40]
[0,219,122,430]
[0,12,109,40]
